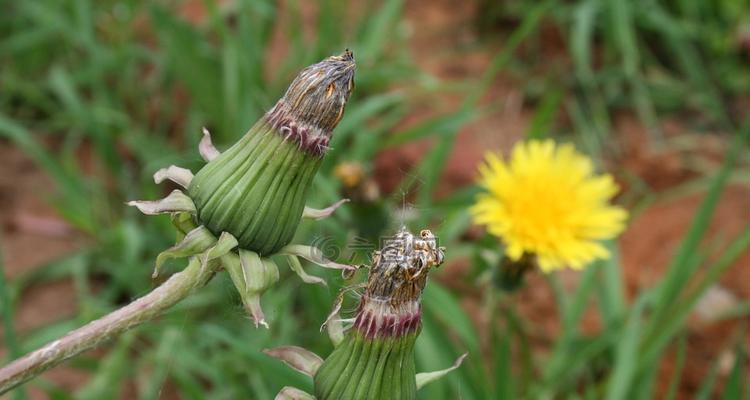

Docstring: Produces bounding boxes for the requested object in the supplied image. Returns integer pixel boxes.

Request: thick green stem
[0,258,215,394]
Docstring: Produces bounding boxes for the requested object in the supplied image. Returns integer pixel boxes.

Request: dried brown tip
[365,227,444,307]
[350,227,444,338]
[265,50,356,156]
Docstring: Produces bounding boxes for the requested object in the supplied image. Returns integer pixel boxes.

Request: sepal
[171,212,197,237]
[320,291,346,347]
[415,353,468,390]
[198,231,238,271]
[263,346,323,377]
[302,199,349,220]
[287,255,326,286]
[223,250,279,328]
[154,225,216,278]
[199,127,220,162]
[279,245,354,271]
[153,165,193,188]
[127,190,196,215]
[275,387,315,400]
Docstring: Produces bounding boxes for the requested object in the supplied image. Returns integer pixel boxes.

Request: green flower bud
[188,50,355,255]
[264,228,465,399]
[128,52,356,328]
[314,228,446,400]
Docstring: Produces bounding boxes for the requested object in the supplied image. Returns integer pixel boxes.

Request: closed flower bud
[128,51,356,328]
[264,228,465,399]
[188,50,355,255]
[314,228,446,400]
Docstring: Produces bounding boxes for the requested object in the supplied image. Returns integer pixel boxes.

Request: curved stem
[0,258,215,394]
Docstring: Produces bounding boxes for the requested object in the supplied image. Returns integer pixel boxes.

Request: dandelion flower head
[471,139,628,272]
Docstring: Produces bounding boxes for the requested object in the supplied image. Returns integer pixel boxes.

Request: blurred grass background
[1,0,750,398]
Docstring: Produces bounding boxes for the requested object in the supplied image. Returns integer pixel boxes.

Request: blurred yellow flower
[471,139,628,272]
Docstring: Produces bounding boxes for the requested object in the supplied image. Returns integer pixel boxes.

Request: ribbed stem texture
[315,330,419,400]
[189,125,320,254]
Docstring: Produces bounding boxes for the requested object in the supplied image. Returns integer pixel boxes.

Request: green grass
[2,0,750,398]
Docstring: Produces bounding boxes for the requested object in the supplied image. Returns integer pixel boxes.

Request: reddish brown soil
[2,1,749,399]
[0,144,87,398]
[378,1,750,398]
[376,0,528,196]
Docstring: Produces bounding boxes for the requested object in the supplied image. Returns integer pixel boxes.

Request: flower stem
[0,257,216,394]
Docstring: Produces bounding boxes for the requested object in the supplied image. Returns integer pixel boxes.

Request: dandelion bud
[313,228,447,400]
[264,228,464,398]
[188,50,355,255]
[129,52,355,328]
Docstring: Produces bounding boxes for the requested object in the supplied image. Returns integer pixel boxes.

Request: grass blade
[606,296,647,400]
[650,125,749,325]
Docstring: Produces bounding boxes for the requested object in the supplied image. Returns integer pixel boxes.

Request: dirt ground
[384,1,750,397]
[1,0,749,398]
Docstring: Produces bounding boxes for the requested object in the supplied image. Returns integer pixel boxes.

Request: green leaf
[606,296,647,400]
[422,283,480,356]
[721,342,744,399]
[662,336,687,400]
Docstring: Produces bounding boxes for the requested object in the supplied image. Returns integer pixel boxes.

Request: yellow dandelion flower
[471,139,628,272]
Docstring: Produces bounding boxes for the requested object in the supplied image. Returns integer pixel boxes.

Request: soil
[0,144,86,397]
[2,0,748,399]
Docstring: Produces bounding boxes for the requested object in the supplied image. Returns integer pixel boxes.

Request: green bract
[265,228,466,400]
[189,130,321,254]
[127,51,356,327]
